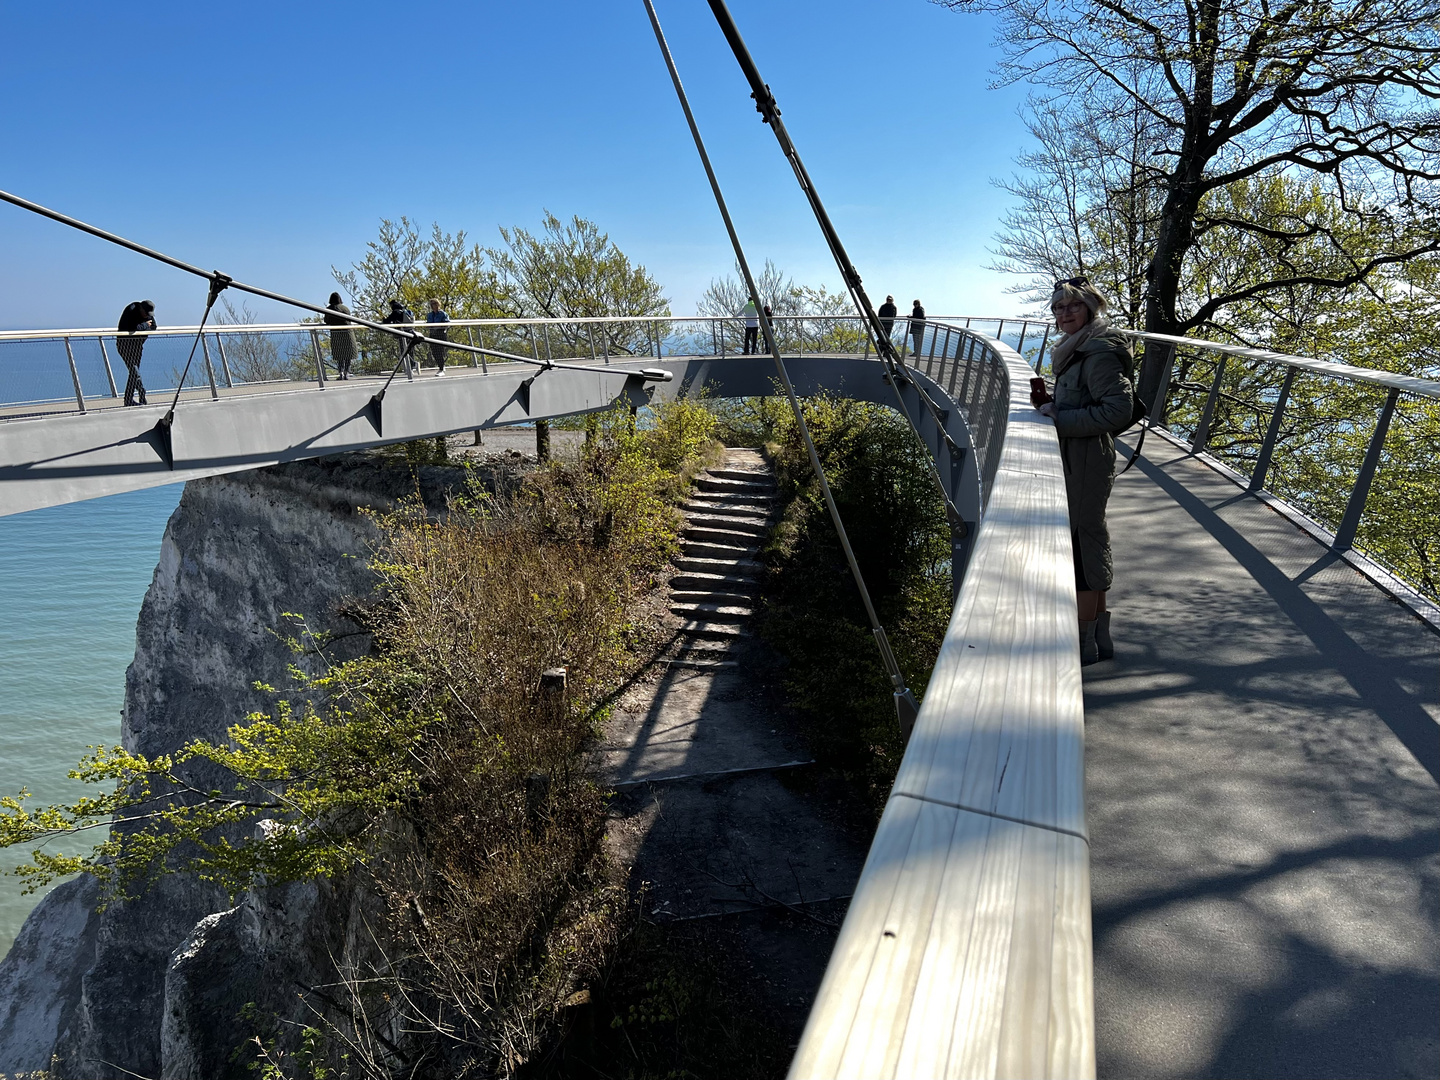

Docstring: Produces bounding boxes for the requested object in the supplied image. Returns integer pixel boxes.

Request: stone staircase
[667,449,776,667]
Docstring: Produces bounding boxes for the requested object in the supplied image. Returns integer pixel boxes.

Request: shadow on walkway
[1088,440,1439,1080]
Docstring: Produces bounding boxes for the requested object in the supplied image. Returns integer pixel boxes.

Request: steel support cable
[641,0,920,736]
[703,0,968,537]
[0,188,657,382]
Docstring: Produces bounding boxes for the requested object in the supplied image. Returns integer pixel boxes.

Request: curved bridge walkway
[1,316,1435,1078]
[1092,427,1439,1080]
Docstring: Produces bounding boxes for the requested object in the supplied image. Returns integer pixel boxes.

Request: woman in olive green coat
[1036,277,1136,664]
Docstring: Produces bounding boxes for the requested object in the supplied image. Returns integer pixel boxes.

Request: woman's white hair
[1050,278,1108,318]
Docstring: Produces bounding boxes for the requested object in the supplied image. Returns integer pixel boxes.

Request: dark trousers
[117,338,147,405]
[744,326,759,354]
[911,326,926,359]
[429,342,448,371]
[122,360,146,405]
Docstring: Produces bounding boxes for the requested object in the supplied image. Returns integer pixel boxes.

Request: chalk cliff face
[0,455,476,1079]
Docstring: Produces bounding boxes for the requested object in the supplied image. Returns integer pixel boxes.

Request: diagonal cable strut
[0,187,664,385]
[641,0,920,738]
[704,0,969,539]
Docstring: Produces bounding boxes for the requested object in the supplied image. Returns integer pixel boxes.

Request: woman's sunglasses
[1054,275,1090,289]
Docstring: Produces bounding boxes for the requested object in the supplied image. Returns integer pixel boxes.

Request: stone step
[668,577,760,597]
[682,541,758,561]
[684,525,763,546]
[695,476,775,496]
[671,603,754,622]
[676,620,750,641]
[664,657,740,670]
[671,592,756,610]
[707,468,777,485]
[682,500,772,520]
[685,514,768,536]
[671,584,756,600]
[672,558,763,577]
[688,491,776,508]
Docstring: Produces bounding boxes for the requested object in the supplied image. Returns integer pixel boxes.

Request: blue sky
[0,0,1035,330]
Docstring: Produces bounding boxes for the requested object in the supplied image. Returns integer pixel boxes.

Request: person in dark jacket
[382,299,416,369]
[878,295,897,340]
[909,299,926,360]
[425,299,450,376]
[324,292,357,380]
[1035,276,1135,665]
[116,300,155,406]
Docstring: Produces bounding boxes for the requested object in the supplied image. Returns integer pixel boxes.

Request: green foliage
[2,406,724,1075]
[758,394,952,810]
[1158,258,1440,599]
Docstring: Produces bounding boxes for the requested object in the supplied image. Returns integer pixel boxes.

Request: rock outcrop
[0,454,481,1079]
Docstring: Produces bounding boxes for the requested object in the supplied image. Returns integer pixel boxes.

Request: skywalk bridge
[1,314,1436,1079]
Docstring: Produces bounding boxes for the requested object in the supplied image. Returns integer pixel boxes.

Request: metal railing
[0,315,1054,416]
[1113,331,1440,609]
[5,308,1430,607]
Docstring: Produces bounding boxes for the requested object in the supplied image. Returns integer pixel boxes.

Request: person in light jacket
[741,298,759,354]
[324,292,357,380]
[1035,276,1135,665]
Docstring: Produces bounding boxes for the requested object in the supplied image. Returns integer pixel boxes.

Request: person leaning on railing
[1035,276,1136,665]
[116,299,155,406]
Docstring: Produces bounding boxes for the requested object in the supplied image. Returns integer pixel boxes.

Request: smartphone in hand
[1030,377,1053,407]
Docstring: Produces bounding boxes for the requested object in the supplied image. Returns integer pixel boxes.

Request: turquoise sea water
[0,483,182,958]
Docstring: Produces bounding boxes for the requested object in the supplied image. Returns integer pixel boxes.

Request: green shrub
[758,394,952,812]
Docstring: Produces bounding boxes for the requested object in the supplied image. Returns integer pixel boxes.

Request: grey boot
[1096,611,1114,661]
[1079,619,1100,666]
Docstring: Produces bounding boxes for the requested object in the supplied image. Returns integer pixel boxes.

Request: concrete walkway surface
[1088,435,1439,1079]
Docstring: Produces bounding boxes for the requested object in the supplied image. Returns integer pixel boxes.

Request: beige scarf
[1049,314,1109,376]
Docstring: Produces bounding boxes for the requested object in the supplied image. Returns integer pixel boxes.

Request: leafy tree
[699,260,860,353]
[331,217,500,322]
[942,0,1440,398]
[484,211,669,358]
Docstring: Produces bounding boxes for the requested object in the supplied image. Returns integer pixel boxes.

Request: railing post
[1249,366,1297,492]
[1034,325,1051,373]
[205,333,232,388]
[996,318,1005,344]
[588,323,598,362]
[528,324,540,364]
[213,333,235,386]
[1333,387,1400,552]
[1146,341,1178,425]
[1016,321,1028,356]
[542,324,554,362]
[1191,353,1227,454]
[309,329,327,389]
[62,336,86,413]
[97,336,119,397]
[200,333,220,399]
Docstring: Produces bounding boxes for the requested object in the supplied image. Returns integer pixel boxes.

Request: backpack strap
[1118,420,1147,476]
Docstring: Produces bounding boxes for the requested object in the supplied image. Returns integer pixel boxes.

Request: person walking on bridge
[116,299,155,406]
[425,299,450,376]
[909,299,926,360]
[878,295,898,342]
[741,298,759,354]
[1034,276,1135,665]
[324,292,357,380]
